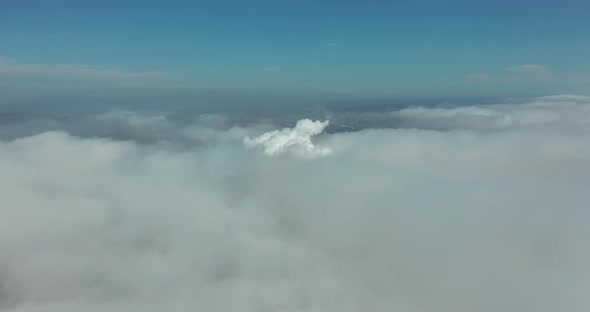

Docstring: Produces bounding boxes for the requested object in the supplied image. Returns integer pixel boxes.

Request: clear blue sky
[1,0,589,97]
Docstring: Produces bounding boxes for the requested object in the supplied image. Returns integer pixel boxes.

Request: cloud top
[243,119,331,158]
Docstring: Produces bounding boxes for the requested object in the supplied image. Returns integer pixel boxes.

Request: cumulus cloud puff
[1,95,590,312]
[244,119,331,158]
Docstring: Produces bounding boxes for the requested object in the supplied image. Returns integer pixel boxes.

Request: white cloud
[1,95,590,311]
[505,64,548,73]
[244,119,331,158]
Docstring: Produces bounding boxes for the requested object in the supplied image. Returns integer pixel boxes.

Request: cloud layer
[388,94,590,132]
[1,95,590,312]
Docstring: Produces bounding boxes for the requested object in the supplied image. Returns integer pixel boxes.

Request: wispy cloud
[325,42,341,47]
[504,64,547,73]
[259,66,283,72]
[464,72,549,84]
[464,73,497,82]
[0,58,168,80]
[463,69,590,91]
[463,64,586,84]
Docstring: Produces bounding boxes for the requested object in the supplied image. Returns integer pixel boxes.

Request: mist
[1,95,589,312]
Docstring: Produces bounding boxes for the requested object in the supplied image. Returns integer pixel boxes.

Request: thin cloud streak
[259,66,283,72]
[505,64,548,73]
[0,58,168,79]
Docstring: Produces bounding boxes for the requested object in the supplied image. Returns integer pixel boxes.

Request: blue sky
[1,0,589,97]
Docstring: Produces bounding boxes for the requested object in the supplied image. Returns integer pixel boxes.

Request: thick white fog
[1,95,590,311]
